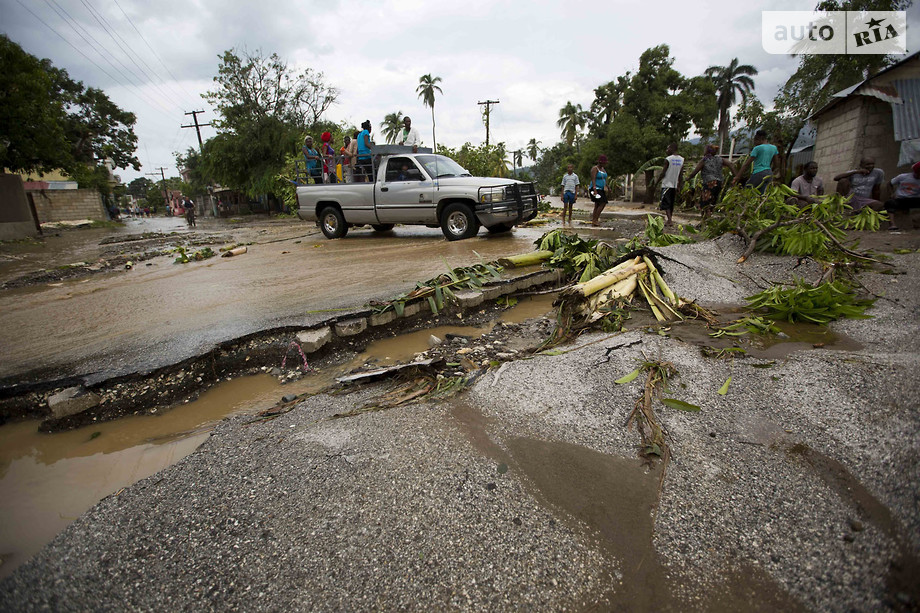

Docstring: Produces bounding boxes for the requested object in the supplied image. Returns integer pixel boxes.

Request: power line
[33,0,177,117]
[77,0,180,105]
[111,0,201,105]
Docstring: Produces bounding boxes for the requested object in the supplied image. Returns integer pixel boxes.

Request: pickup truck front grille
[475,182,538,222]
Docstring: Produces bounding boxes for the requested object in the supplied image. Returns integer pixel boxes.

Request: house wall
[813,57,918,196]
[0,174,40,240]
[813,97,867,194]
[28,188,107,223]
[814,96,902,196]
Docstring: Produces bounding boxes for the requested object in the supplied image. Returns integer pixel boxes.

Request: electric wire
[111,0,201,105]
[35,0,179,118]
[79,0,194,108]
[77,0,179,105]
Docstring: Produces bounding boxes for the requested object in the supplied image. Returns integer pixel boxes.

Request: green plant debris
[703,185,887,264]
[496,296,518,308]
[661,398,702,412]
[745,279,874,324]
[615,368,641,384]
[173,246,216,264]
[644,215,695,247]
[717,377,732,396]
[709,316,780,338]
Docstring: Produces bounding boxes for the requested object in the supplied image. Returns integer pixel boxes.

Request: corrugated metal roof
[892,78,920,141]
[810,51,919,119]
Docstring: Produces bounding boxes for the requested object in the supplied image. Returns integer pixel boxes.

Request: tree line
[1,0,908,210]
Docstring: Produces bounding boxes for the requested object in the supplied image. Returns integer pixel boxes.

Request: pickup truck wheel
[441,203,479,241]
[486,222,514,234]
[372,224,394,232]
[319,206,348,239]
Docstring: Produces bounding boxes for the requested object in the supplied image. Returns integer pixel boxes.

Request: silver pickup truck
[296,151,538,240]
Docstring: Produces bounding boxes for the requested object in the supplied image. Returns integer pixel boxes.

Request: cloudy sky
[2,0,918,184]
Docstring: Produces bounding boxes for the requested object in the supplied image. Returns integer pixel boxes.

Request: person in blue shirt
[589,155,609,226]
[355,120,374,182]
[734,130,778,193]
[302,136,322,184]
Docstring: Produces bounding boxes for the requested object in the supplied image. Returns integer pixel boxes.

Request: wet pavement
[0,216,549,385]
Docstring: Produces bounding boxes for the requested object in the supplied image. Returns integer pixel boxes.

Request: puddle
[505,437,671,610]
[451,401,808,611]
[0,373,333,580]
[660,314,862,360]
[786,443,920,607]
[355,325,493,366]
[497,292,557,324]
[350,293,557,368]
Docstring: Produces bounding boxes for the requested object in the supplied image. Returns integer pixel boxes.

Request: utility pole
[146,167,168,215]
[181,110,216,216]
[181,110,212,151]
[477,99,499,147]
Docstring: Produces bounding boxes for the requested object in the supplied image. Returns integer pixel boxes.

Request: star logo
[865,17,885,28]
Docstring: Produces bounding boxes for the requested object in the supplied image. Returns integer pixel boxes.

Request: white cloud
[1,0,917,183]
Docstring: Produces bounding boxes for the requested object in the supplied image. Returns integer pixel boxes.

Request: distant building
[811,51,920,193]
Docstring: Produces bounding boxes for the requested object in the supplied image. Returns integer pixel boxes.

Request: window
[385,157,425,182]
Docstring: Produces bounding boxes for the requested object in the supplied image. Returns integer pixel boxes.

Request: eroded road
[0,216,547,385]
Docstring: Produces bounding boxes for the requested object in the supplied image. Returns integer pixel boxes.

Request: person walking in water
[589,155,609,226]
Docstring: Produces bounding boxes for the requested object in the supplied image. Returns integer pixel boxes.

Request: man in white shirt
[397,116,421,152]
[560,164,579,224]
[658,143,684,226]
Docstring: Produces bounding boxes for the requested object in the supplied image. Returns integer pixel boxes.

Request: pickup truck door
[374,156,436,223]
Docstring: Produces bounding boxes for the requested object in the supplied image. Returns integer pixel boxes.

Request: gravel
[2,239,918,612]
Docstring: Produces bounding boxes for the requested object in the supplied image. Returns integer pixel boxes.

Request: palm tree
[557,102,587,148]
[705,58,758,150]
[380,111,404,144]
[489,143,510,178]
[417,74,443,150]
[513,150,523,176]
[526,138,541,162]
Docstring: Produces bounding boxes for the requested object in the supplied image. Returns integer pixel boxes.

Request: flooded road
[0,217,547,383]
[0,293,558,579]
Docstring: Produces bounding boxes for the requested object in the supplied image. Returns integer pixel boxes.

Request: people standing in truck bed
[356,120,373,182]
[396,116,421,152]
[302,136,323,184]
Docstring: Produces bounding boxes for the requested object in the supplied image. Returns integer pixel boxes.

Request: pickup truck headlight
[480,187,507,203]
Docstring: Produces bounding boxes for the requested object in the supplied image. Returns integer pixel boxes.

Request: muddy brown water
[449,401,805,611]
[0,219,544,382]
[0,294,557,579]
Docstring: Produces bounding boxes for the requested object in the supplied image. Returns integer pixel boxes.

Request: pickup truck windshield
[416,155,471,178]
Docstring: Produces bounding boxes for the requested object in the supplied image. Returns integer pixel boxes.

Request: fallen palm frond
[745,279,874,324]
[644,215,695,247]
[618,358,702,463]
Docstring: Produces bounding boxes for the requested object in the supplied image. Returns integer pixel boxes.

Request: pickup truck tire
[372,224,395,232]
[486,222,514,234]
[441,203,479,241]
[319,206,348,239]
